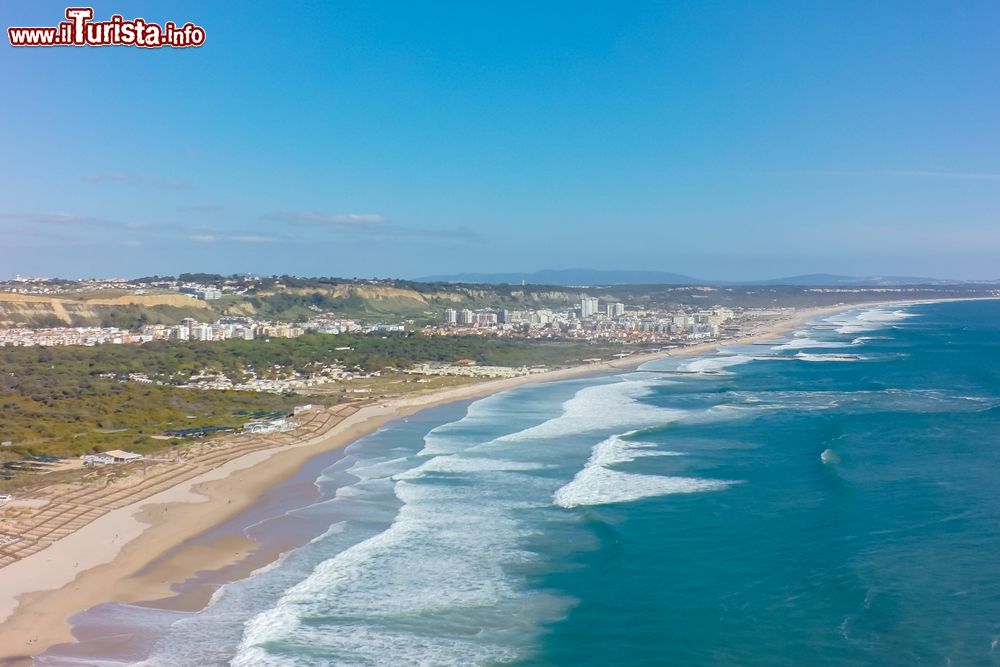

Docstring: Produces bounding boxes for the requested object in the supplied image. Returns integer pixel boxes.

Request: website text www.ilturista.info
[8,7,205,48]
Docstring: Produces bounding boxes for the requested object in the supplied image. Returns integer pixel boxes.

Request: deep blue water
[527,300,1000,666]
[40,300,1000,666]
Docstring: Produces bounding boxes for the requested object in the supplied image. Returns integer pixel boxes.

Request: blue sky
[2,1,1000,280]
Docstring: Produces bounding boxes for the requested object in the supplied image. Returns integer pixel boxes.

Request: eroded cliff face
[0,293,213,327]
[275,284,439,304]
[0,283,599,328]
[263,284,589,310]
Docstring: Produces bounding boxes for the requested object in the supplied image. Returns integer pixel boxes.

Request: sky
[2,1,1000,281]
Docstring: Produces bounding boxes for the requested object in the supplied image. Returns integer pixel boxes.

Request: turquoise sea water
[41,300,1000,666]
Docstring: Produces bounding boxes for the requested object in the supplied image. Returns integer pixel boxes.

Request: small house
[103,450,143,463]
[82,450,143,466]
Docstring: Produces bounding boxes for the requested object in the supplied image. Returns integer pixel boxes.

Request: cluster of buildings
[435,298,739,344]
[0,276,234,301]
[139,276,258,297]
[138,316,402,343]
[161,362,385,394]
[0,315,381,348]
[442,301,627,328]
[410,362,552,379]
[138,317,305,342]
[0,276,246,300]
[0,326,139,347]
[0,321,302,347]
[305,317,403,335]
[1,276,133,295]
[178,285,222,300]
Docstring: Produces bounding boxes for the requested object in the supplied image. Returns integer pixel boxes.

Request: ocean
[40,300,1000,666]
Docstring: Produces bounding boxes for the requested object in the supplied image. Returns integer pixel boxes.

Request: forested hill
[0,333,618,458]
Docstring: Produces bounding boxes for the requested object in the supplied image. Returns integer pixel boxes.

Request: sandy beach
[0,301,923,662]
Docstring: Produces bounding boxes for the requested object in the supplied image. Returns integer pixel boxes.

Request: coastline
[0,300,946,662]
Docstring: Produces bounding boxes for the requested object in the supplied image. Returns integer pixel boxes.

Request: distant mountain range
[416,269,969,287]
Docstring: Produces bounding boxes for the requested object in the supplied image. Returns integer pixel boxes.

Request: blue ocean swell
[523,301,1000,667]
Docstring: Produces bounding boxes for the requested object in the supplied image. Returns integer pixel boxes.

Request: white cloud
[190,233,276,243]
[0,212,119,227]
[266,210,387,225]
[228,234,276,243]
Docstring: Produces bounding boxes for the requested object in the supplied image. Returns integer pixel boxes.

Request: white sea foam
[553,433,735,509]
[857,308,917,323]
[676,354,757,374]
[418,386,559,456]
[231,387,583,667]
[554,467,735,509]
[231,377,727,665]
[393,455,550,480]
[771,337,853,351]
[591,432,683,465]
[823,307,918,334]
[343,455,415,481]
[497,378,767,455]
[794,352,863,362]
[233,473,573,666]
[498,378,683,441]
[725,388,999,414]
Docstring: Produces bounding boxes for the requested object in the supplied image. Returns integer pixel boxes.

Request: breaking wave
[554,433,736,509]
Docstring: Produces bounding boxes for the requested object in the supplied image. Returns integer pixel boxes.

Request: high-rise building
[580,296,599,318]
[443,309,458,325]
[458,309,475,325]
[191,324,214,341]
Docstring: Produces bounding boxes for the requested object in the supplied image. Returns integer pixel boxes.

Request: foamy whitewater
[38,300,1000,666]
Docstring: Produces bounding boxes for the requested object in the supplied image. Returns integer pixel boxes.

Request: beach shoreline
[0,299,967,662]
